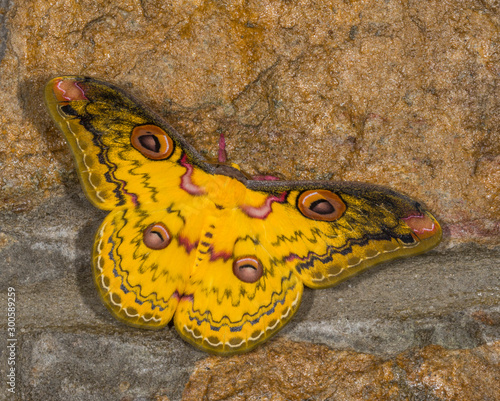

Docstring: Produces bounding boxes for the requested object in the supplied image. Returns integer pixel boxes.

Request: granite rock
[0,0,499,400]
[183,339,500,401]
[0,194,499,400]
[0,0,498,244]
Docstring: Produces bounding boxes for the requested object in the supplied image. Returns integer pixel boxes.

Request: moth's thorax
[204,174,248,208]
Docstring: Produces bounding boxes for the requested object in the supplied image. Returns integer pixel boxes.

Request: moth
[45,76,442,354]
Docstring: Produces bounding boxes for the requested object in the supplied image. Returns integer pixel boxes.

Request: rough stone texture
[1,0,499,400]
[0,0,498,243]
[183,339,500,400]
[0,195,499,400]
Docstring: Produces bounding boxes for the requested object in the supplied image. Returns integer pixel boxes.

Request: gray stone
[0,192,499,400]
[0,0,10,62]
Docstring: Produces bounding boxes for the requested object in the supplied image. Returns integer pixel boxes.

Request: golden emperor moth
[45,76,442,355]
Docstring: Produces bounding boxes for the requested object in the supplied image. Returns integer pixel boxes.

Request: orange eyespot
[297,190,346,221]
[232,256,263,283]
[131,125,174,160]
[143,223,171,250]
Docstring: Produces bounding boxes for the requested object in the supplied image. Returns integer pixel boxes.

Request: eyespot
[297,190,346,221]
[131,125,174,160]
[232,256,263,283]
[143,223,171,250]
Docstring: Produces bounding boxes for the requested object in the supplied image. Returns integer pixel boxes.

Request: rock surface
[0,0,498,244]
[0,0,499,400]
[183,339,500,401]
[1,194,499,400]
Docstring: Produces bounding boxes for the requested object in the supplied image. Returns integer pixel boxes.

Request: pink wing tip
[403,213,440,240]
[53,78,88,101]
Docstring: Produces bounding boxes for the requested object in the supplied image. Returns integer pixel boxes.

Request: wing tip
[403,211,442,244]
[45,76,88,103]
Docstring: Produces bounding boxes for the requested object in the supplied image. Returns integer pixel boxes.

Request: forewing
[45,76,212,210]
[248,181,442,289]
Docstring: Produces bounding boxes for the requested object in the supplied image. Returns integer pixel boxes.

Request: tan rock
[182,338,500,400]
[1,3,498,400]
[1,0,498,244]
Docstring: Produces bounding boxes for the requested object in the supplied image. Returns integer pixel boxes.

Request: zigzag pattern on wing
[99,214,173,311]
[289,231,417,274]
[184,271,297,330]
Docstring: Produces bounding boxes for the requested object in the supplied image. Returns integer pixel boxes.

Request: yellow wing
[93,206,194,328]
[245,182,442,289]
[174,209,303,355]
[172,179,441,354]
[45,76,214,210]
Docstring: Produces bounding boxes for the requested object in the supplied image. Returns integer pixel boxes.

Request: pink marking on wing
[171,290,181,301]
[124,191,139,207]
[129,193,139,207]
[55,79,88,101]
[112,177,139,207]
[180,294,194,302]
[285,253,301,262]
[252,175,281,181]
[218,133,227,163]
[178,235,198,253]
[402,213,439,239]
[209,247,232,262]
[241,191,287,219]
[180,154,206,195]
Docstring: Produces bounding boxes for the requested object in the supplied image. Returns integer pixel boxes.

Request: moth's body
[45,76,442,354]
